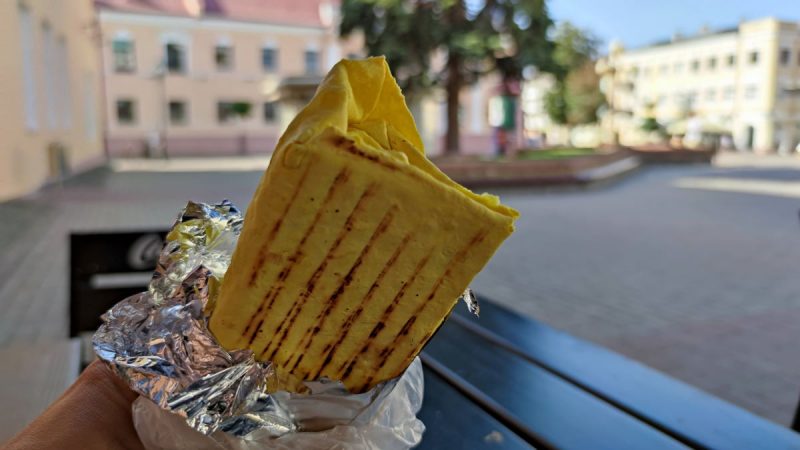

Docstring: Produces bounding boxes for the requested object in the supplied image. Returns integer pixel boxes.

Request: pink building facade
[97,0,496,157]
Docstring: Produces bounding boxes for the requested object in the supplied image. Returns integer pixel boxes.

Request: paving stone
[0,163,799,426]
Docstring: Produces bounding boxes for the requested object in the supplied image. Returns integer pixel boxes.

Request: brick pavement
[472,165,800,426]
[0,162,799,426]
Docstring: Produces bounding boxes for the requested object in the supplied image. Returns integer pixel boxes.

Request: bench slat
[425,320,687,450]
[454,298,800,450]
[418,369,534,450]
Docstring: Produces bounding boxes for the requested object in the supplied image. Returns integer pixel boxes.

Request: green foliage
[641,116,661,133]
[231,102,252,118]
[340,0,558,153]
[544,83,569,125]
[339,0,556,101]
[550,21,599,79]
[563,63,604,125]
[517,147,595,160]
[544,22,603,127]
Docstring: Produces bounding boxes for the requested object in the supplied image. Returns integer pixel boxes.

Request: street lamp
[597,41,624,146]
[150,60,168,158]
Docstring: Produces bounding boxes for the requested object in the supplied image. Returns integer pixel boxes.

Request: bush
[516,148,596,160]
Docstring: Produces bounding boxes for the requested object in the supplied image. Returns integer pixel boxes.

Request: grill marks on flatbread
[209,58,517,393]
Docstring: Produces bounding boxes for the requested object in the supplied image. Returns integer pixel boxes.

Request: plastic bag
[132,358,425,450]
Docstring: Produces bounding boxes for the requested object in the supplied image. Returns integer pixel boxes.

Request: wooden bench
[70,231,800,449]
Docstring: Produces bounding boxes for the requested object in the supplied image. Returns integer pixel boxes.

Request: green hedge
[516,148,596,160]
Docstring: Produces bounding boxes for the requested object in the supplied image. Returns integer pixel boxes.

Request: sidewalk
[714,151,800,169]
[111,156,270,173]
[1,156,799,429]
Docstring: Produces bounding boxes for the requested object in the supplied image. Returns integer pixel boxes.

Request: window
[727,54,736,67]
[19,5,38,129]
[217,101,251,124]
[723,86,735,100]
[708,57,717,70]
[673,61,683,73]
[166,43,186,73]
[745,85,757,99]
[659,64,668,75]
[262,47,278,71]
[690,60,700,72]
[116,99,135,124]
[215,45,233,70]
[168,100,187,125]
[706,88,716,101]
[112,39,136,72]
[304,50,319,74]
[687,91,698,106]
[263,101,278,123]
[777,83,789,99]
[780,48,790,66]
[749,51,759,65]
[218,102,235,123]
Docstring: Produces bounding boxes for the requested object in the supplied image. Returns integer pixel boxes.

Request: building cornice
[97,9,327,36]
[622,31,739,56]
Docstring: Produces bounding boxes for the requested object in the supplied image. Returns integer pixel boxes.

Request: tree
[563,62,604,124]
[544,22,604,143]
[640,102,667,141]
[640,116,660,132]
[340,0,556,155]
[550,22,598,77]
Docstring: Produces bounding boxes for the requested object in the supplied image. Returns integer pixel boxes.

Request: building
[0,0,104,201]
[96,0,499,158]
[96,0,366,157]
[597,18,800,153]
[420,72,499,157]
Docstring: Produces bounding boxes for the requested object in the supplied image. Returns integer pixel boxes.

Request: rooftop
[622,17,795,54]
[646,26,738,49]
[95,0,334,27]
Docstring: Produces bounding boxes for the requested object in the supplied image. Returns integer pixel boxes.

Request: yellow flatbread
[210,57,518,393]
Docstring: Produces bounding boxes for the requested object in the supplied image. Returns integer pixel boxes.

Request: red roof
[95,0,333,27]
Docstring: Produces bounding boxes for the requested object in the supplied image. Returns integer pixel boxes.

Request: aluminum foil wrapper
[92,200,439,449]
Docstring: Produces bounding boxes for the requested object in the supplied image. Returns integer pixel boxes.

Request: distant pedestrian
[495,128,508,158]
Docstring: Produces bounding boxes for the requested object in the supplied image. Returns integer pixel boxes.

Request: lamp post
[597,42,624,146]
[150,60,168,159]
[608,65,617,145]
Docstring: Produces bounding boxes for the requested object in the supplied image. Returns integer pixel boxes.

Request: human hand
[2,360,144,450]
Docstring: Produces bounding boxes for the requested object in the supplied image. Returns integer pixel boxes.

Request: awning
[278,75,325,102]
[666,119,730,135]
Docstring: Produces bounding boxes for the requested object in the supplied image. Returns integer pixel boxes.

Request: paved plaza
[1,155,799,426]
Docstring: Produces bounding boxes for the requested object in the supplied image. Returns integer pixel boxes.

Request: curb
[575,156,641,184]
[442,154,642,189]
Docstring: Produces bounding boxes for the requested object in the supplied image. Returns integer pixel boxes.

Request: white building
[598,18,800,153]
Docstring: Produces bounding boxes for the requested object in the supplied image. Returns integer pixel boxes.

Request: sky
[548,0,800,51]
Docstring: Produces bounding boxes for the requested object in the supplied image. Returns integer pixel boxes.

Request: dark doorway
[745,125,755,151]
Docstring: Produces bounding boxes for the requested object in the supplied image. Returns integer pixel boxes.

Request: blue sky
[548,0,800,50]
